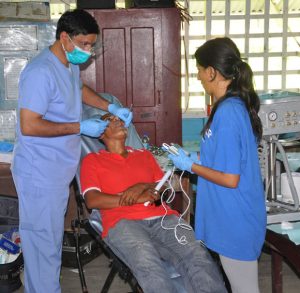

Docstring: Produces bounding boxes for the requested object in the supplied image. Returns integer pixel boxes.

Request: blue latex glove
[80,118,108,137]
[108,104,133,127]
[189,151,201,164]
[0,141,14,152]
[168,148,194,173]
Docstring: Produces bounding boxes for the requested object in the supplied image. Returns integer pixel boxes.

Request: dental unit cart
[258,91,300,224]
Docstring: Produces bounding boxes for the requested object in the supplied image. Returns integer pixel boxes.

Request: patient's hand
[119,183,145,206]
[122,183,146,197]
[137,188,160,205]
[119,184,158,206]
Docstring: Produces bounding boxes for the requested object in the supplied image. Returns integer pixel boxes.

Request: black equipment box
[62,232,102,268]
[0,195,19,234]
[125,0,175,8]
[0,253,23,293]
[76,0,115,9]
[0,195,23,292]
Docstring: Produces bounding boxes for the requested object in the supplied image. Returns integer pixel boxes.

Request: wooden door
[81,8,181,146]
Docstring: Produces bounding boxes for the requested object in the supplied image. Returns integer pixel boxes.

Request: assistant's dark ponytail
[196,38,262,142]
[228,61,262,141]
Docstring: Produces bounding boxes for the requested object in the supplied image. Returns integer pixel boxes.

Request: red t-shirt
[80,147,178,237]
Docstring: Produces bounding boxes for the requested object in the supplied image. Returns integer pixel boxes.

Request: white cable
[160,169,193,245]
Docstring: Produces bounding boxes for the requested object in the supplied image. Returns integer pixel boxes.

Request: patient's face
[100,113,128,139]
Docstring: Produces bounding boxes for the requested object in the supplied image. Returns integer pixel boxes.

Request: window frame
[180,0,300,118]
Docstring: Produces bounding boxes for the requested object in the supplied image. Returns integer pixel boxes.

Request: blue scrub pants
[13,175,69,293]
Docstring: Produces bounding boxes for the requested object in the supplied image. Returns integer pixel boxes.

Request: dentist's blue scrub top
[195,97,266,261]
[12,47,82,187]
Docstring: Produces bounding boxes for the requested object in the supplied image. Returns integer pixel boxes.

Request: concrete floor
[14,250,300,293]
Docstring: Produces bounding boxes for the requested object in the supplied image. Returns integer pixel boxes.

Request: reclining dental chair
[72,93,185,293]
[72,179,142,293]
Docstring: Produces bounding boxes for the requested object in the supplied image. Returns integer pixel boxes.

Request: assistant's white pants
[220,255,260,293]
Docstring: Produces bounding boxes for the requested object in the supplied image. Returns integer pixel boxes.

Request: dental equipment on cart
[258,91,300,224]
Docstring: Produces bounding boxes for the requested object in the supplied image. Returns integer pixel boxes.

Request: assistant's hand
[168,148,194,173]
[189,151,201,164]
[80,118,108,137]
[108,104,133,127]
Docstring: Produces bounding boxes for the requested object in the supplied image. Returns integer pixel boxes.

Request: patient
[80,114,227,293]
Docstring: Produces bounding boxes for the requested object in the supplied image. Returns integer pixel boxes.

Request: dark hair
[56,9,99,40]
[195,37,262,141]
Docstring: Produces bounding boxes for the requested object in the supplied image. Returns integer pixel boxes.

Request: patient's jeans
[104,215,227,293]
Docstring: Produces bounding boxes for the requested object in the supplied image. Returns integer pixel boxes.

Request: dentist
[11,9,132,293]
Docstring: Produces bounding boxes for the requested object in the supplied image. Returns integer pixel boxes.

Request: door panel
[93,9,162,111]
[131,28,155,107]
[101,28,127,101]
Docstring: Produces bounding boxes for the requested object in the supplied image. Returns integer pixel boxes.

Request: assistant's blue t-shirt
[195,97,266,261]
[11,47,82,187]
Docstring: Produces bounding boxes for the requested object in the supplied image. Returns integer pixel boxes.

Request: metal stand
[263,136,300,224]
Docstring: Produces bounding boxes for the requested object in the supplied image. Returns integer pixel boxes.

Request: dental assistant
[11,9,132,293]
[168,38,266,293]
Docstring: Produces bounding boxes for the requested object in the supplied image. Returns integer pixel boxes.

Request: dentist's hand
[80,118,108,137]
[108,104,133,127]
[168,148,194,173]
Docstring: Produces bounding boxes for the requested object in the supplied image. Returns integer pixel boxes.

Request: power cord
[159,168,193,245]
